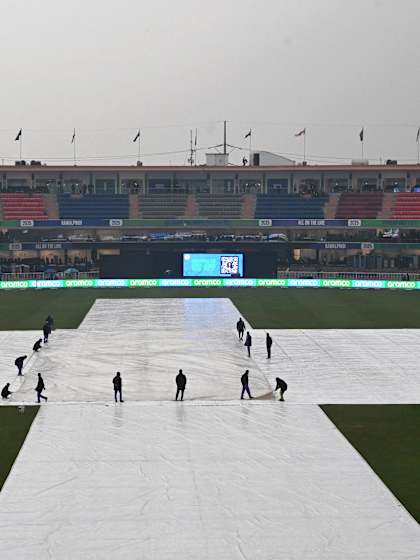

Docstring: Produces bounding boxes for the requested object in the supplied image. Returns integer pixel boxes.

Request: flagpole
[137,128,141,164]
[19,133,22,161]
[417,130,419,165]
[303,131,306,163]
[73,129,77,166]
[249,130,252,166]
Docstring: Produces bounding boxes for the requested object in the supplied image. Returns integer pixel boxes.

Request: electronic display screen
[183,253,244,277]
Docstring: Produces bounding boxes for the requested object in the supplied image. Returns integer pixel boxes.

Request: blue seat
[255,194,326,219]
[58,194,129,219]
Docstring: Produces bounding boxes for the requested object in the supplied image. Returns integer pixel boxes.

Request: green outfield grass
[0,407,39,490]
[1,287,420,330]
[322,405,420,524]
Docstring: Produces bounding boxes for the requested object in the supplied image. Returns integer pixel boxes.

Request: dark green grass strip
[322,405,420,524]
[0,406,39,490]
[2,287,420,330]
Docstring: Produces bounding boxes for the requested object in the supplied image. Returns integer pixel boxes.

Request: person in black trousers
[46,315,54,331]
[33,339,42,352]
[1,383,12,399]
[43,322,51,344]
[240,369,253,399]
[244,332,252,357]
[175,369,187,401]
[15,355,27,376]
[113,372,124,402]
[236,318,245,340]
[266,333,273,359]
[35,373,47,403]
[275,377,288,401]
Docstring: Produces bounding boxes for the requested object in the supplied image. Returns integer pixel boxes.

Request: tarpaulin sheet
[0,299,420,559]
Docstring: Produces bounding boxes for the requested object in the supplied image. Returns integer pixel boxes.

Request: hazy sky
[1,0,420,166]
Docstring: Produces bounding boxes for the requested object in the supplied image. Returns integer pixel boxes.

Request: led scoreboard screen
[183,253,244,278]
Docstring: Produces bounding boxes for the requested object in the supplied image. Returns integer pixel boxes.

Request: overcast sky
[0,0,419,166]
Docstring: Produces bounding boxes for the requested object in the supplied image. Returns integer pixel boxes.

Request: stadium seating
[0,193,48,220]
[392,193,420,219]
[196,194,244,218]
[254,193,327,219]
[58,194,129,219]
[334,192,383,219]
[138,194,187,218]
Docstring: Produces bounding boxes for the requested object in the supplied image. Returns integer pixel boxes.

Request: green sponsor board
[128,279,159,287]
[257,279,287,287]
[0,221,20,228]
[321,279,352,288]
[0,280,30,289]
[386,280,417,290]
[64,279,96,288]
[192,278,223,287]
[362,219,420,228]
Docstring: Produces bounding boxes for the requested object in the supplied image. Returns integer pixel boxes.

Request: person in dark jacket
[266,333,273,359]
[43,322,51,344]
[236,318,245,340]
[175,369,187,401]
[244,332,252,357]
[33,339,42,352]
[275,377,288,401]
[35,373,47,403]
[46,315,54,330]
[15,355,27,376]
[1,383,12,399]
[240,369,253,399]
[112,372,124,402]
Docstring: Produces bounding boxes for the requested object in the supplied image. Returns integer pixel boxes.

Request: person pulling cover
[15,355,27,376]
[112,372,124,403]
[236,318,245,340]
[35,373,47,403]
[1,383,12,399]
[240,369,253,400]
[244,332,252,357]
[275,377,287,401]
[175,369,187,401]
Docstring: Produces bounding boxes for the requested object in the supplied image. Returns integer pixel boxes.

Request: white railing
[279,270,420,280]
[0,271,99,281]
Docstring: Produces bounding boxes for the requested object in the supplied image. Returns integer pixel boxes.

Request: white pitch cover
[0,299,419,559]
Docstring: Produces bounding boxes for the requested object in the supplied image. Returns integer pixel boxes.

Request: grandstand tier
[58,194,129,219]
[138,194,188,219]
[255,193,327,219]
[0,193,48,220]
[392,193,420,219]
[334,192,384,219]
[196,194,245,218]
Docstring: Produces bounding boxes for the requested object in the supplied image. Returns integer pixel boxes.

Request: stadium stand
[138,194,187,218]
[392,192,420,219]
[0,193,48,220]
[58,194,129,219]
[334,192,384,219]
[254,193,327,219]
[196,194,244,218]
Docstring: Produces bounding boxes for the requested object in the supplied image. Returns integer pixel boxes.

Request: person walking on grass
[1,383,12,399]
[240,369,253,400]
[266,332,273,359]
[275,377,288,401]
[35,373,47,403]
[236,318,245,341]
[15,355,27,376]
[244,331,252,357]
[113,372,124,403]
[175,369,187,401]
